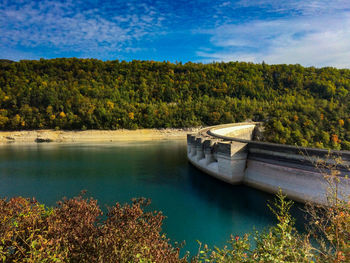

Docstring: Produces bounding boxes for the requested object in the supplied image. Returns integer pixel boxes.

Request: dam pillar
[187,134,196,157]
[217,141,248,184]
[195,137,205,161]
[203,139,217,165]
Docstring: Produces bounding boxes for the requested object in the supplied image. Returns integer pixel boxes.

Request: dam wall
[187,122,350,205]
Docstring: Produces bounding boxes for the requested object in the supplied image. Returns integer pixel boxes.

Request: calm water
[0,140,305,255]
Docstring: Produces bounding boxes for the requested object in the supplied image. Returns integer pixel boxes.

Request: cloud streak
[0,0,166,57]
[198,2,350,68]
[234,0,350,15]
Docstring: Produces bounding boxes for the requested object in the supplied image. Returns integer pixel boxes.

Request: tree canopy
[0,58,349,150]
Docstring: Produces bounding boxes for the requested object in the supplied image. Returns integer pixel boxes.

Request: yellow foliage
[128,112,134,120]
[87,104,95,115]
[50,114,56,120]
[3,96,9,101]
[339,119,344,126]
[106,101,114,110]
[304,120,310,126]
[11,114,21,127]
[14,114,21,122]
[46,106,53,115]
[21,121,25,127]
[293,115,298,121]
[315,142,324,148]
[0,116,9,127]
[59,112,66,118]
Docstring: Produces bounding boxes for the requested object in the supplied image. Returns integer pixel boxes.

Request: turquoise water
[0,140,304,255]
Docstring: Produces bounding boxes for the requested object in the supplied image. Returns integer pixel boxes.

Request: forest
[0,58,349,150]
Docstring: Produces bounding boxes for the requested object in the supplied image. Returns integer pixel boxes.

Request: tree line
[0,58,349,150]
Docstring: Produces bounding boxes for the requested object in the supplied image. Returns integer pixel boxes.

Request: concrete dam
[187,122,350,205]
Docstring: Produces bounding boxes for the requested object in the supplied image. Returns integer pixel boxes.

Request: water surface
[0,141,304,255]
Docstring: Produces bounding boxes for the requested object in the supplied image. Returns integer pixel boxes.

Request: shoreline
[0,128,199,144]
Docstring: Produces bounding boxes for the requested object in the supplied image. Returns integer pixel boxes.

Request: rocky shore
[0,128,199,144]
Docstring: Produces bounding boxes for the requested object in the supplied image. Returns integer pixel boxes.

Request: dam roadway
[187,122,350,205]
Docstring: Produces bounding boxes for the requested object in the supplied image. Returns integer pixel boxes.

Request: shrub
[305,165,350,262]
[0,195,186,263]
[194,191,313,263]
[307,198,350,263]
[1,190,349,262]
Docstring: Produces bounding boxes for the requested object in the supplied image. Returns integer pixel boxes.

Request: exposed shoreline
[0,128,199,144]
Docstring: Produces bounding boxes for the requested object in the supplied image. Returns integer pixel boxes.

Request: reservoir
[0,140,304,256]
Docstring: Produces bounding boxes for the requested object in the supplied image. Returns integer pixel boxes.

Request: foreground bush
[194,190,349,263]
[0,195,185,263]
[194,192,313,263]
[306,191,350,262]
[1,191,348,262]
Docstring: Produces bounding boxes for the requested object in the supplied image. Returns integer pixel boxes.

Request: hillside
[0,58,349,149]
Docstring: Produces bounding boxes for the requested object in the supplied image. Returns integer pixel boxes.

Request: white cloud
[234,0,350,15]
[0,0,165,57]
[198,10,350,68]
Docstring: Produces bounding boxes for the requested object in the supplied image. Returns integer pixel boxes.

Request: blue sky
[1,0,350,68]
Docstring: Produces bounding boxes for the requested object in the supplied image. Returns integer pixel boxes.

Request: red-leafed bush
[0,195,186,263]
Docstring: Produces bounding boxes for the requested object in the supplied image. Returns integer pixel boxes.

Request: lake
[0,140,305,256]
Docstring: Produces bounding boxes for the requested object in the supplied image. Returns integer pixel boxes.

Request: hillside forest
[0,58,349,150]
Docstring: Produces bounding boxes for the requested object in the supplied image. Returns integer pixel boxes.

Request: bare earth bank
[0,128,200,144]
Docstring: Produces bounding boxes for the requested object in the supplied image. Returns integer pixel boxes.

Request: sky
[1,0,350,68]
